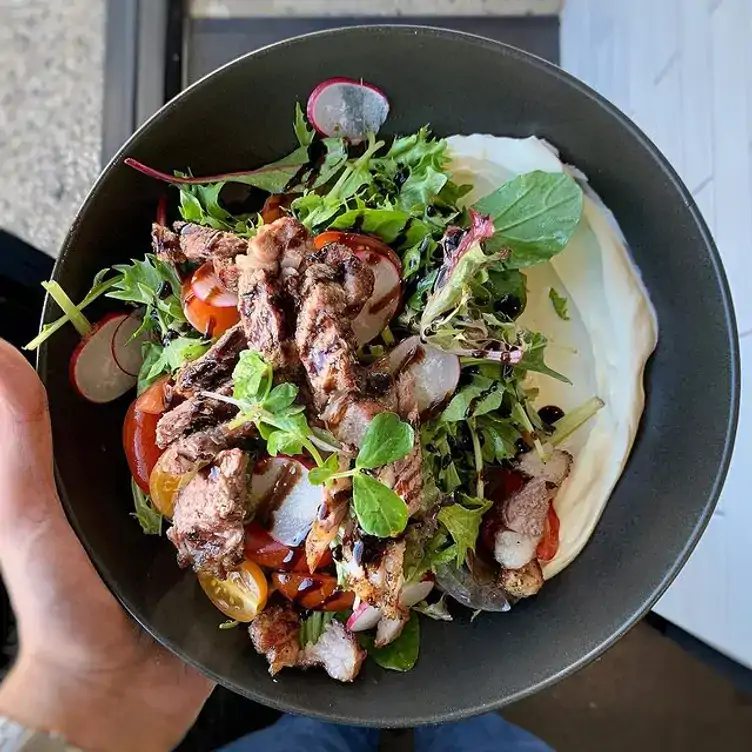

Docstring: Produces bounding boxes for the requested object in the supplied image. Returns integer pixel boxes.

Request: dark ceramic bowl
[38,27,738,726]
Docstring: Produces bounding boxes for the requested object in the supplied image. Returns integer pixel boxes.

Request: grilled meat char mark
[173,323,247,399]
[155,383,237,449]
[167,447,249,579]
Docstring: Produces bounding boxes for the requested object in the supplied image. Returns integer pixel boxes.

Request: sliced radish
[352,248,401,344]
[70,313,138,403]
[386,336,461,415]
[400,578,435,607]
[307,77,389,143]
[346,602,382,632]
[191,262,237,308]
[249,456,323,547]
[111,312,148,377]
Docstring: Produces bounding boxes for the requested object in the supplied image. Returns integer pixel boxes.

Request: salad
[27,78,656,682]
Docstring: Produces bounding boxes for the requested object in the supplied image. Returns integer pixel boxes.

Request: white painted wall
[561,0,752,668]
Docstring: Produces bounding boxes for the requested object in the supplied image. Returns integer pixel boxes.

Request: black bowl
[38,27,738,726]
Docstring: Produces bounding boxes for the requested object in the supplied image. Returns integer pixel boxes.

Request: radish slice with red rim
[249,456,323,547]
[346,602,382,632]
[111,312,148,377]
[191,262,237,308]
[307,78,389,143]
[70,313,139,403]
[352,248,401,344]
[386,336,461,416]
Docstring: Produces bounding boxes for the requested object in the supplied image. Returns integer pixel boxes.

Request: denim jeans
[219,713,553,751]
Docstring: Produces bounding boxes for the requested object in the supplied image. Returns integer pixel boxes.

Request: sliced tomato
[190,261,237,307]
[536,504,561,563]
[123,400,163,493]
[245,522,332,572]
[183,282,240,338]
[271,572,354,612]
[135,374,171,414]
[313,230,402,270]
[148,461,189,518]
[198,560,268,622]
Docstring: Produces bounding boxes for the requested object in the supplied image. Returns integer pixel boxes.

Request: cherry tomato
[271,572,354,612]
[244,522,332,572]
[198,560,268,622]
[123,400,162,493]
[135,374,171,414]
[313,231,402,270]
[183,282,240,338]
[148,461,187,518]
[536,504,561,563]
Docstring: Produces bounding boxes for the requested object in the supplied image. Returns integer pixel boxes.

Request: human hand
[0,341,214,751]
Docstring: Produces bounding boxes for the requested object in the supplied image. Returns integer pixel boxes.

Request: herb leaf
[548,287,570,320]
[233,350,273,403]
[440,375,504,422]
[130,479,162,535]
[356,412,414,470]
[308,453,339,486]
[352,473,408,537]
[144,336,210,383]
[293,102,314,147]
[438,496,492,568]
[369,612,420,672]
[473,171,583,268]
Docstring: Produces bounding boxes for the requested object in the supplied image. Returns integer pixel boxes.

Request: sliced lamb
[167,448,248,578]
[499,559,545,599]
[173,323,247,398]
[246,216,312,274]
[342,538,406,620]
[492,449,573,571]
[151,223,182,263]
[249,604,301,676]
[155,384,236,449]
[299,620,366,683]
[175,222,248,262]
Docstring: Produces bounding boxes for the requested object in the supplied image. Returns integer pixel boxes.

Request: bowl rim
[38,24,740,724]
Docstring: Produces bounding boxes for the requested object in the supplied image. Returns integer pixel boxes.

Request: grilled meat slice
[237,267,297,371]
[173,323,247,398]
[491,449,573,570]
[499,559,545,599]
[342,538,406,620]
[306,243,375,316]
[249,604,301,676]
[246,216,312,274]
[156,384,236,449]
[374,610,409,648]
[167,448,248,578]
[299,620,365,683]
[151,223,182,263]
[175,222,248,262]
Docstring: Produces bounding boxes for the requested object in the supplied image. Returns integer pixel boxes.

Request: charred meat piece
[245,216,312,274]
[156,385,236,449]
[374,610,409,648]
[306,243,374,316]
[237,267,297,371]
[491,449,573,571]
[249,604,301,676]
[299,620,366,683]
[175,222,248,262]
[167,448,248,578]
[321,394,396,449]
[151,223,182,263]
[342,538,406,620]
[499,559,545,599]
[173,324,247,398]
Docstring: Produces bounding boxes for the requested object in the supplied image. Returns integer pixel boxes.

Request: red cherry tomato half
[183,282,240,339]
[313,230,402,271]
[123,400,163,492]
[245,522,332,572]
[536,504,561,563]
[271,572,354,612]
[135,374,171,415]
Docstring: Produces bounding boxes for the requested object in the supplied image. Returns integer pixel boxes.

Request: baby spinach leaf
[369,612,420,672]
[473,171,583,268]
[548,287,570,320]
[352,473,408,537]
[356,412,415,469]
